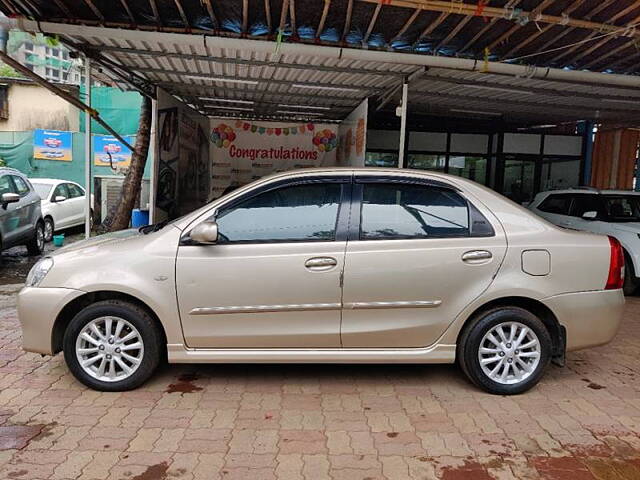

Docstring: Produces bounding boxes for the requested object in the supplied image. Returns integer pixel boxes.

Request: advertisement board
[93,134,135,169]
[337,99,368,167]
[33,129,72,161]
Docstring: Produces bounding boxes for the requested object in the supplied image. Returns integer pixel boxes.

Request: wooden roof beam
[119,0,136,24]
[264,0,272,33]
[581,40,638,70]
[548,0,640,64]
[342,0,353,41]
[316,0,331,39]
[500,0,587,59]
[392,8,421,42]
[414,11,448,47]
[485,0,555,52]
[363,2,382,43]
[201,0,219,30]
[459,0,521,54]
[83,0,104,22]
[52,0,73,18]
[173,0,190,29]
[148,0,161,27]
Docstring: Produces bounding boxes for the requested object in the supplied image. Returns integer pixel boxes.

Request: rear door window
[537,194,571,215]
[359,183,472,240]
[66,183,84,198]
[569,194,603,218]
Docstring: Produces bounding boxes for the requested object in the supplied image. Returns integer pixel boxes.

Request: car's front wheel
[26,221,44,256]
[63,300,162,391]
[458,307,552,395]
[43,217,54,243]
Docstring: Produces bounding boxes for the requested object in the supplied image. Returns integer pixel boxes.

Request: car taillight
[605,236,625,290]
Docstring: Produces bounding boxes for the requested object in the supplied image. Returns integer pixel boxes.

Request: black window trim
[182,174,353,246]
[350,176,495,241]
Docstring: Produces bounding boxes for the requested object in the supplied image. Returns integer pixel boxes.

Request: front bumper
[17,287,85,355]
[543,289,625,352]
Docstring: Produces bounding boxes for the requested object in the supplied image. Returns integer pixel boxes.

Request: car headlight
[25,257,54,287]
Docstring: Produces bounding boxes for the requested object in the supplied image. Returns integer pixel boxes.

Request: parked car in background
[29,179,93,242]
[19,169,624,395]
[0,168,44,256]
[530,188,640,295]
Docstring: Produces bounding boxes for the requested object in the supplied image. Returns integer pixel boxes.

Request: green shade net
[0,131,151,185]
[79,86,143,136]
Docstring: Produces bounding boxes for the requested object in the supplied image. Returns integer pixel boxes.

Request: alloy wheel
[75,316,144,382]
[477,321,541,385]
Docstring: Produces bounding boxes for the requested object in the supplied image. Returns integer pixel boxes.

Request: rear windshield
[32,183,52,200]
[602,195,640,222]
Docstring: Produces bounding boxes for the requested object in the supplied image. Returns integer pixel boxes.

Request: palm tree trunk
[100,95,152,232]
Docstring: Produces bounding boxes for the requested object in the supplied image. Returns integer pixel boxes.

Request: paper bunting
[232,120,316,135]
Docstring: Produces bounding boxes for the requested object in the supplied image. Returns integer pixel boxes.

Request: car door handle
[305,257,337,271]
[462,250,492,263]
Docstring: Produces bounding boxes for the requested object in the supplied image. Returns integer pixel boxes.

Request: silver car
[18,168,624,395]
[0,168,44,255]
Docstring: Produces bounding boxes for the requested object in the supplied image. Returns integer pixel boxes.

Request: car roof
[28,178,78,185]
[537,188,640,196]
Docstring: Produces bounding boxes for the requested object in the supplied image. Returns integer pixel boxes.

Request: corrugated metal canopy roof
[6,15,640,126]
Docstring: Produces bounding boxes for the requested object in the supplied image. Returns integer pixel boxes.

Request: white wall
[450,133,488,154]
[503,133,541,154]
[367,129,400,150]
[409,132,447,151]
[543,135,582,156]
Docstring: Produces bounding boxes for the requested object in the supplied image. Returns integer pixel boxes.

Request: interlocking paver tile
[1,283,640,478]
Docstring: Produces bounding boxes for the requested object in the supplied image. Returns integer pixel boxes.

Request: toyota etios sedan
[18,169,624,395]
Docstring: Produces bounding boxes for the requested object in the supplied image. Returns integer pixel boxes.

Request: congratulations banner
[210,119,338,197]
[33,129,72,161]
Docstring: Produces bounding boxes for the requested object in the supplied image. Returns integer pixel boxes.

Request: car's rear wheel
[623,252,638,296]
[63,300,162,391]
[26,221,44,256]
[43,217,54,243]
[458,307,552,395]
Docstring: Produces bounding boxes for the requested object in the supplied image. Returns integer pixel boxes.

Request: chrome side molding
[344,300,442,309]
[190,303,342,315]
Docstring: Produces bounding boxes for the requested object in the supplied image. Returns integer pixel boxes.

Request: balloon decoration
[312,129,337,152]
[210,123,236,148]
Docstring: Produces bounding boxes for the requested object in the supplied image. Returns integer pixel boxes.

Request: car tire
[458,306,552,395]
[43,217,54,243]
[26,221,45,256]
[63,300,162,391]
[623,252,638,296]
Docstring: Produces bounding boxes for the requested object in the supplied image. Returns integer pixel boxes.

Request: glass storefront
[502,156,536,204]
[365,131,584,204]
[540,157,581,192]
[365,151,398,168]
[407,154,446,172]
[448,156,487,184]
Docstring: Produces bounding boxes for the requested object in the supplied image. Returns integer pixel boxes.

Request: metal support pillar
[398,82,408,168]
[84,58,92,239]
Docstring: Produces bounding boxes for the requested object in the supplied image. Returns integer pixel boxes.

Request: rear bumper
[542,289,625,352]
[17,286,85,355]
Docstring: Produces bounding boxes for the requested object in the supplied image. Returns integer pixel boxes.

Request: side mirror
[53,195,67,203]
[190,221,218,244]
[582,211,598,220]
[1,192,20,208]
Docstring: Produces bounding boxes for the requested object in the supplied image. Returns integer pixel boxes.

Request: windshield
[31,183,52,200]
[603,195,640,222]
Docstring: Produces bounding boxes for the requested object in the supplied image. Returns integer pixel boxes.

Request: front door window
[215,183,343,243]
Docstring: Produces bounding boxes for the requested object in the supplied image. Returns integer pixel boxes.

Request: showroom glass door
[501,155,537,204]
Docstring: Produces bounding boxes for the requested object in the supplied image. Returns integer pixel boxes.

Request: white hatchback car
[529,188,640,295]
[30,179,93,242]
